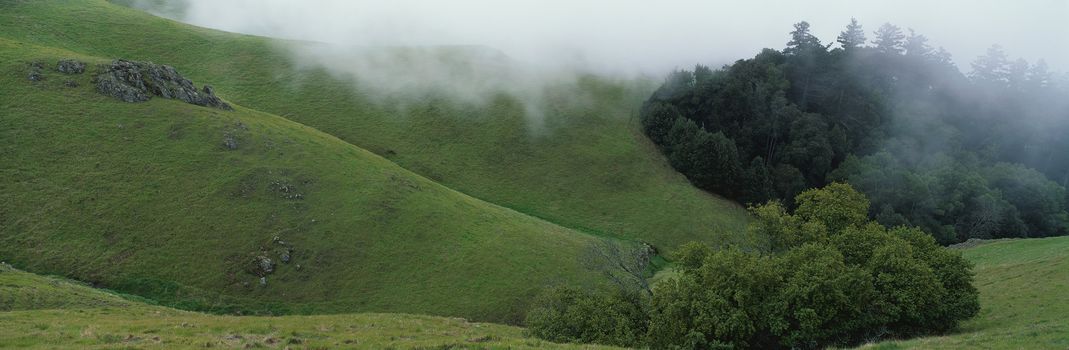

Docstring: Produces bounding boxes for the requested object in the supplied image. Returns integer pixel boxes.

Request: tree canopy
[641,19,1069,243]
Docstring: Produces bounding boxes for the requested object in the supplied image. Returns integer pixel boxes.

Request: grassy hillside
[862,237,1069,349]
[0,0,750,253]
[0,38,621,322]
[0,264,617,349]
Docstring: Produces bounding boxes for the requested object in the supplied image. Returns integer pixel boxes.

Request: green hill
[0,0,750,253]
[0,264,617,349]
[862,237,1069,349]
[0,38,623,322]
[0,0,752,324]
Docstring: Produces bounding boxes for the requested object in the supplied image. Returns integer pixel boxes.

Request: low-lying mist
[122,0,1068,131]
[127,0,1068,74]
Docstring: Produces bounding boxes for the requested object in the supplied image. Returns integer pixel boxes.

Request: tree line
[641,19,1069,243]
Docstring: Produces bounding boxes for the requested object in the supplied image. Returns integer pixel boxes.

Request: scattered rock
[279,249,292,264]
[28,61,44,82]
[247,255,275,278]
[222,132,239,150]
[56,59,86,74]
[93,59,232,110]
[259,277,267,286]
[257,256,274,274]
[270,180,304,200]
[64,80,79,88]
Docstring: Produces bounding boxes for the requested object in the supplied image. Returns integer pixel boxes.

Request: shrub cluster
[527,184,979,349]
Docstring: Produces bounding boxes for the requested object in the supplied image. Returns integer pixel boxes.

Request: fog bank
[136,0,1068,74]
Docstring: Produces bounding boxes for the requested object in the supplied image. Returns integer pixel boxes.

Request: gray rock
[93,59,232,110]
[258,256,274,274]
[223,133,238,150]
[249,255,275,277]
[28,61,44,82]
[56,59,86,74]
[259,277,267,286]
[280,249,292,263]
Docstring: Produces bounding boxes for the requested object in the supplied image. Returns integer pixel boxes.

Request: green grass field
[0,264,617,349]
[0,0,750,251]
[0,0,752,323]
[0,38,619,322]
[861,237,1069,349]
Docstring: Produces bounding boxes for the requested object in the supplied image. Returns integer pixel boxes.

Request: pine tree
[1027,59,1052,90]
[1007,58,1030,91]
[903,29,933,58]
[873,23,905,55]
[970,44,1009,84]
[934,47,955,67]
[836,18,866,51]
[786,21,823,56]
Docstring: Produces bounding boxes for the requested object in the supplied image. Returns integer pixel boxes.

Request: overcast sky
[156,0,1068,75]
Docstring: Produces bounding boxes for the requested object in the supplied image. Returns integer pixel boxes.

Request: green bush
[524,287,647,347]
[529,183,980,349]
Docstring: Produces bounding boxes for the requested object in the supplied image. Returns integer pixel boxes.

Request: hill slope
[0,38,616,322]
[0,0,750,252]
[0,264,616,349]
[863,237,1069,349]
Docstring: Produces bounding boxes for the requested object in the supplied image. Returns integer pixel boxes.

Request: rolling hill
[0,263,617,349]
[0,38,620,322]
[0,0,753,323]
[0,0,750,253]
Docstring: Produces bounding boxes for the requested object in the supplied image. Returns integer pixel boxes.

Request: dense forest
[641,19,1069,243]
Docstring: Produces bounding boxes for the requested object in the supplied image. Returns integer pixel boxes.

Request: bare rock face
[56,59,86,74]
[93,59,232,110]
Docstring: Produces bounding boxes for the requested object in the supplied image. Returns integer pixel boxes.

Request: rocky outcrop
[56,59,86,74]
[93,59,232,110]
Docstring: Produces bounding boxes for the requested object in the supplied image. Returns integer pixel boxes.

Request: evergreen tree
[836,18,866,51]
[786,21,824,56]
[970,44,1009,84]
[1007,58,1030,91]
[903,29,933,58]
[1027,59,1052,90]
[934,47,955,67]
[873,23,905,55]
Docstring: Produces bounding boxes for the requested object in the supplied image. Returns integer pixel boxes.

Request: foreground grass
[0,265,616,349]
[861,237,1069,349]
